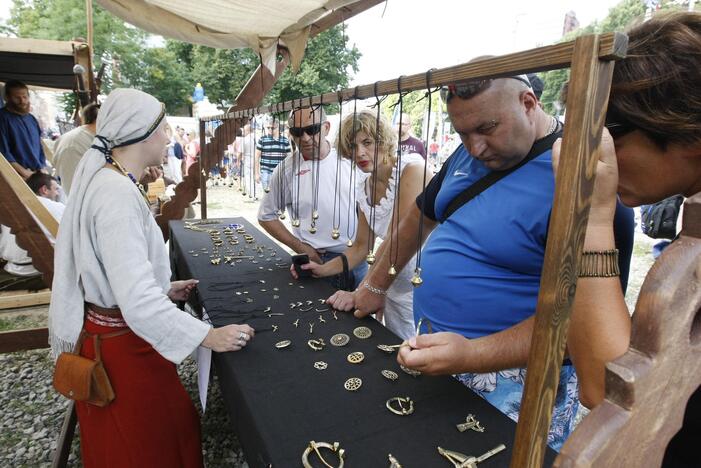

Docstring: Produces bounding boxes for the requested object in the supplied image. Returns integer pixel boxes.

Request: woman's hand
[168,279,198,302]
[289,261,325,279]
[326,290,356,311]
[202,324,255,352]
[552,128,619,226]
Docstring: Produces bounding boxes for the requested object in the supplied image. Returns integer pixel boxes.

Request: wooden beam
[510,34,622,468]
[199,119,207,219]
[309,0,385,36]
[0,290,51,310]
[0,37,76,56]
[51,402,77,468]
[41,139,55,166]
[0,152,56,285]
[0,327,49,353]
[0,152,59,237]
[229,47,291,113]
[73,42,96,105]
[205,32,628,121]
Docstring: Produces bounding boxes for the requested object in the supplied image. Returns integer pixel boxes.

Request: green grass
[0,314,46,332]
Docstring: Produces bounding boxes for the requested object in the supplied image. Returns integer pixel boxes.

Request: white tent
[96,0,371,73]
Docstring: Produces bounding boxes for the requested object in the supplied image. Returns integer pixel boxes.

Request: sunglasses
[289,123,322,138]
[440,76,532,103]
[604,120,636,140]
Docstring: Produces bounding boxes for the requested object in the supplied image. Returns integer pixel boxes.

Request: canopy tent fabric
[96,0,364,73]
[0,38,79,90]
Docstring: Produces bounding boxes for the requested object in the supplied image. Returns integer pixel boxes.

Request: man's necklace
[544,116,560,138]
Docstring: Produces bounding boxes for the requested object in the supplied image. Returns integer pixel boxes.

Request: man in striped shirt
[255,122,291,192]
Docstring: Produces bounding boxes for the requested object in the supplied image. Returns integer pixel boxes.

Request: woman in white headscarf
[49,88,254,467]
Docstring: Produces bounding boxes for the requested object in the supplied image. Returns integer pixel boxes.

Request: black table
[170,218,555,467]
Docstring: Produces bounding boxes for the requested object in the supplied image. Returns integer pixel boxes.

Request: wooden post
[51,402,77,468]
[199,119,207,220]
[0,152,57,285]
[510,34,626,467]
[85,0,93,52]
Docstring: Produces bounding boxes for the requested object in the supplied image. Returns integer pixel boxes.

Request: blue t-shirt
[412,134,634,450]
[0,107,46,170]
[414,138,634,337]
[414,143,554,337]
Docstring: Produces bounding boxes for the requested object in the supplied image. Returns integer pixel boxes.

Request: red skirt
[76,319,204,468]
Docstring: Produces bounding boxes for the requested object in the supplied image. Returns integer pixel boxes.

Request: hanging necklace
[105,155,150,205]
[276,113,287,220]
[309,101,323,234]
[388,82,408,277]
[366,87,386,265]
[412,74,440,287]
[331,92,343,241]
[345,94,359,248]
[291,108,302,228]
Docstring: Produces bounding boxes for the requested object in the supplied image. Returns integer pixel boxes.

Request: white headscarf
[49,88,165,357]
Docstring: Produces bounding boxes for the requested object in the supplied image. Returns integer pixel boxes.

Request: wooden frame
[0,152,56,352]
[192,32,628,467]
[0,289,51,310]
[0,37,76,56]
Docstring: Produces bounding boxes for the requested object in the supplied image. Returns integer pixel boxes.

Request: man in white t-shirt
[53,103,99,196]
[0,172,65,290]
[257,106,367,289]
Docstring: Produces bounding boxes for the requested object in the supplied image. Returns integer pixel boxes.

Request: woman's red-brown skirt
[76,317,204,468]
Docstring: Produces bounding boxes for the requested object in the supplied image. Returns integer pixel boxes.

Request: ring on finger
[239,331,248,340]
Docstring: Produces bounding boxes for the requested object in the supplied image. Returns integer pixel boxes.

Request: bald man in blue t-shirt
[350,75,634,450]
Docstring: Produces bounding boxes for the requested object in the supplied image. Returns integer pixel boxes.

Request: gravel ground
[0,183,658,466]
[0,348,246,467]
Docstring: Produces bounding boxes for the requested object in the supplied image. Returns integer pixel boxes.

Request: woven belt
[85,303,127,328]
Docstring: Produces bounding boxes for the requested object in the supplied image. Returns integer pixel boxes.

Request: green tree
[8,1,360,115]
[8,0,192,112]
[188,46,259,108]
[540,0,646,114]
[175,25,361,113]
[269,25,361,113]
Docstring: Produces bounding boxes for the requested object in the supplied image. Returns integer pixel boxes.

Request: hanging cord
[243,111,256,198]
[250,112,256,197]
[292,102,302,227]
[277,107,287,220]
[412,69,440,286]
[345,87,360,247]
[239,114,247,192]
[331,91,344,240]
[265,111,275,195]
[309,96,324,234]
[365,82,387,265]
[388,76,408,276]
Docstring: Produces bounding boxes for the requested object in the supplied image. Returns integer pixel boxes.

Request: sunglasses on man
[289,123,322,138]
[440,76,532,103]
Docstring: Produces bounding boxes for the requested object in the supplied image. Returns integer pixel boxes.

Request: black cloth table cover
[169,218,556,467]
